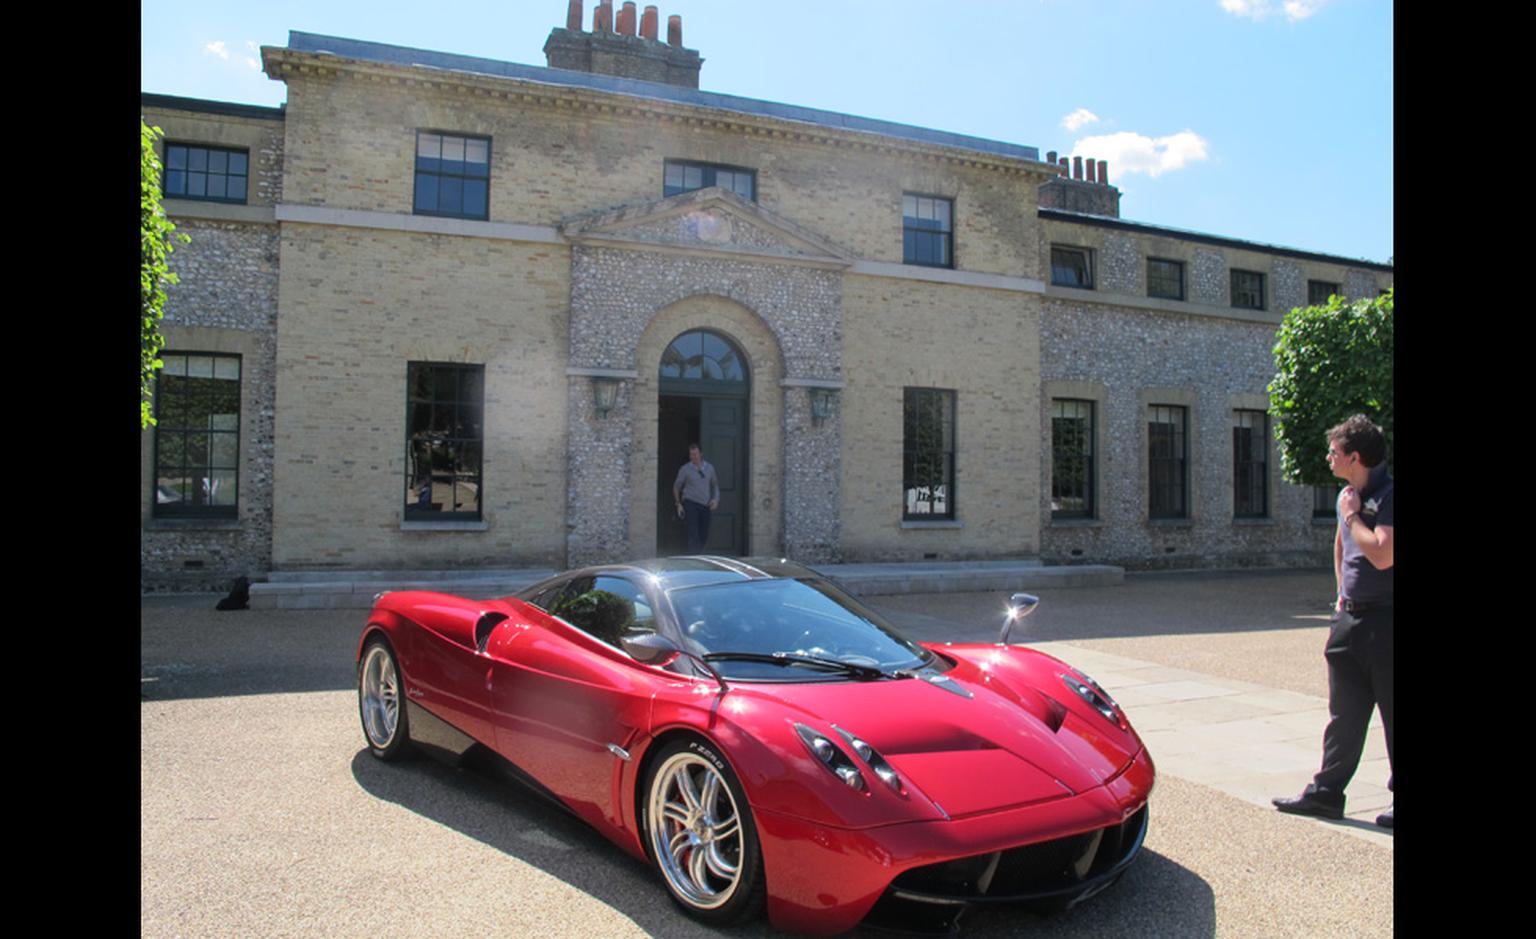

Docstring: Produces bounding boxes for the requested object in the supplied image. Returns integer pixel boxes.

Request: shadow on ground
[349,747,1215,938]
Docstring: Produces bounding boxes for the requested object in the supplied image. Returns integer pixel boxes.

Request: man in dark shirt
[1274,415,1393,828]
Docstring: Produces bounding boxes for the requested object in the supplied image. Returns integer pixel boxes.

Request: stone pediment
[558,186,854,269]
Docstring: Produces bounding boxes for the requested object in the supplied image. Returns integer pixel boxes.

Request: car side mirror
[998,592,1039,645]
[621,632,681,665]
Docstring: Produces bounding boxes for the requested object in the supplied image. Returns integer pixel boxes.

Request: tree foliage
[142,120,187,428]
[1268,289,1393,486]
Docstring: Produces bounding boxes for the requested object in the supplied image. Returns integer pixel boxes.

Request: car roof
[586,556,820,590]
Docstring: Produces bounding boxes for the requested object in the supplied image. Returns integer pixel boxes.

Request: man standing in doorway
[673,443,720,554]
[1274,414,1393,828]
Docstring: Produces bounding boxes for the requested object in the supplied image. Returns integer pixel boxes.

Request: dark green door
[655,329,750,557]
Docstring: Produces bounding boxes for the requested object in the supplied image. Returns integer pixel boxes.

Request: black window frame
[1232,410,1269,519]
[1051,399,1095,519]
[1230,269,1266,310]
[1051,245,1094,289]
[903,387,957,520]
[152,351,242,519]
[662,159,757,201]
[162,142,249,205]
[405,361,485,521]
[1313,484,1338,519]
[1307,279,1341,305]
[1148,405,1188,519]
[902,193,954,269]
[414,130,492,221]
[1147,257,1185,300]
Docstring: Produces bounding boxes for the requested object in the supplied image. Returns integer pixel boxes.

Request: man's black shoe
[1272,792,1344,820]
[1375,805,1392,829]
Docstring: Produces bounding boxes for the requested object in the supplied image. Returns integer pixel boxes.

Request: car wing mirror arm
[621,633,729,694]
[998,592,1039,645]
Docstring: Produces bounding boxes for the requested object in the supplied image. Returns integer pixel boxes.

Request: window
[153,353,241,518]
[1051,400,1094,518]
[903,194,952,268]
[1148,405,1187,519]
[162,144,248,204]
[1051,246,1093,289]
[903,388,956,519]
[1147,258,1185,300]
[663,160,756,201]
[1308,280,1340,305]
[543,575,656,648]
[1230,270,1266,310]
[405,362,484,520]
[414,132,490,219]
[1313,484,1338,519]
[1232,410,1269,518]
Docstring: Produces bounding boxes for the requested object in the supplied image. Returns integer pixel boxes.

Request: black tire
[642,737,766,925]
[358,636,411,761]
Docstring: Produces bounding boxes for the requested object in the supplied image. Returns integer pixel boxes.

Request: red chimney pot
[617,1,637,35]
[667,14,682,46]
[566,0,584,31]
[1072,155,1083,180]
[641,5,658,39]
[1086,160,1096,183]
[594,2,612,32]
[1097,160,1109,185]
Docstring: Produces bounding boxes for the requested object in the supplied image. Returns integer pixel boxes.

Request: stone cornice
[1043,283,1285,326]
[262,46,1059,179]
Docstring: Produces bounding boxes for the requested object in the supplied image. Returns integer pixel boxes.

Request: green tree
[1268,289,1393,486]
[142,120,188,428]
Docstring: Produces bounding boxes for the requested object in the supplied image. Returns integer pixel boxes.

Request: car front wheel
[359,637,410,760]
[643,737,765,925]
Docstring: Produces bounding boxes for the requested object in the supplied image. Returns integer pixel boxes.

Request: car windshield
[667,577,931,681]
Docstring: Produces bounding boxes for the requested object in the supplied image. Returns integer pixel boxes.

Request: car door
[487,574,664,838]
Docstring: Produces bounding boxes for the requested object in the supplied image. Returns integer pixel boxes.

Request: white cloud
[203,40,230,60]
[1060,108,1100,132]
[1070,130,1210,178]
[245,40,261,70]
[1220,0,1328,20]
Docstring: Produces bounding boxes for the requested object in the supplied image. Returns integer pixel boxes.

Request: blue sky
[142,0,1392,263]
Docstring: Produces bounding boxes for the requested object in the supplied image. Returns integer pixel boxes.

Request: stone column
[781,379,842,562]
[565,367,638,567]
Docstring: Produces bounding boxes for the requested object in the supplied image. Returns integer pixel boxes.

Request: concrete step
[244,559,1122,610]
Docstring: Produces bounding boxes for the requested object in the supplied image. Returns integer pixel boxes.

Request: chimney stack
[546,1,704,88]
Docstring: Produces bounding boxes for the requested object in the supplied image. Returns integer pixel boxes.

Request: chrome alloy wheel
[647,752,745,910]
[359,644,400,749]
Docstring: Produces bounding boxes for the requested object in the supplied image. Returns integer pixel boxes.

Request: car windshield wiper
[702,651,893,681]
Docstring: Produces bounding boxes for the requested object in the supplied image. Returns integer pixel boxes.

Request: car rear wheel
[643,738,765,925]
[359,637,410,760]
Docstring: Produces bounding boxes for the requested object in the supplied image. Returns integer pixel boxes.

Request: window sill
[1050,517,1103,528]
[1311,516,1337,527]
[1232,517,1275,527]
[901,519,962,529]
[146,517,241,531]
[1147,517,1193,528]
[401,519,489,532]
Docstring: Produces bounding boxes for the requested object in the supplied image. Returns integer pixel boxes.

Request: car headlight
[1060,667,1126,729]
[832,724,904,794]
[793,723,865,791]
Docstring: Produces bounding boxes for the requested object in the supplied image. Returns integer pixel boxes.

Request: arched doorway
[656,329,749,555]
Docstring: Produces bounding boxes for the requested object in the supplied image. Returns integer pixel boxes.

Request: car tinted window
[548,575,655,647]
[668,577,929,679]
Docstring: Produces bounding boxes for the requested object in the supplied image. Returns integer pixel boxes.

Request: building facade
[141,3,1392,590]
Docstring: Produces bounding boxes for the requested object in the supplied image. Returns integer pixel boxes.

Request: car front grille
[888,805,1148,902]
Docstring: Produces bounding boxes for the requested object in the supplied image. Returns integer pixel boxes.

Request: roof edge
[141,92,285,121]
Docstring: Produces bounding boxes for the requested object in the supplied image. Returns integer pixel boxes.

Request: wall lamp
[592,376,621,418]
[810,387,836,424]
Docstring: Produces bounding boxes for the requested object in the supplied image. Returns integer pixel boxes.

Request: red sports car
[356,557,1153,934]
